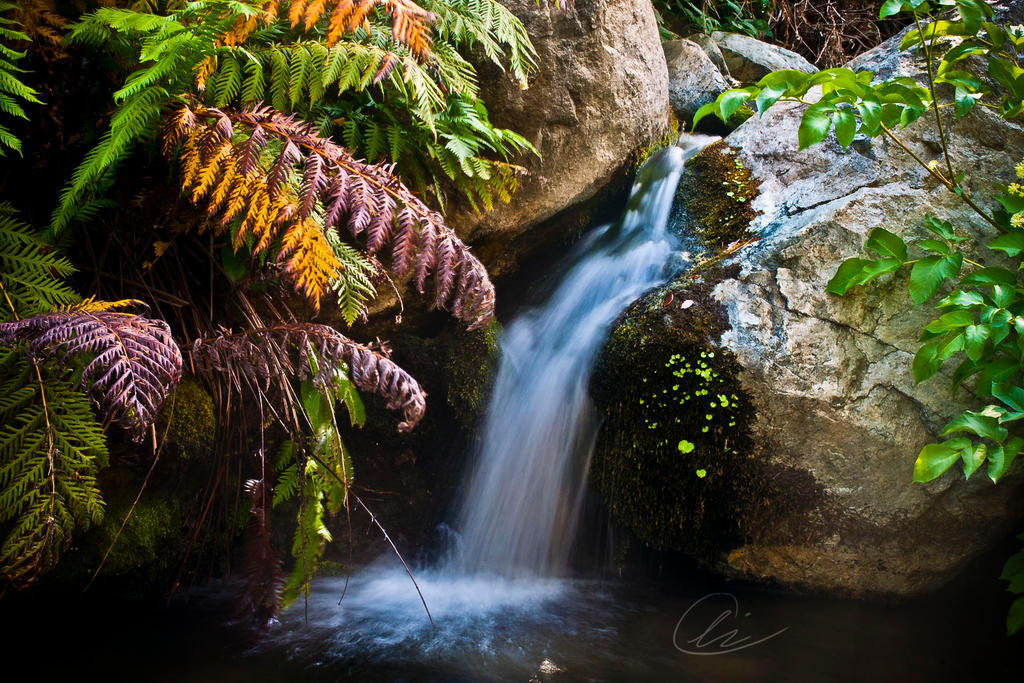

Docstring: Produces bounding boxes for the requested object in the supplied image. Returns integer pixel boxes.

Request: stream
[9,138,1021,681]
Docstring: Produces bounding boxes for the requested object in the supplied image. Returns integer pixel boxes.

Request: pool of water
[9,549,1021,682]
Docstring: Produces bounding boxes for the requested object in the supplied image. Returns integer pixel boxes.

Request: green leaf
[964,324,990,361]
[913,339,941,382]
[961,267,1017,287]
[988,232,1024,257]
[826,257,902,295]
[918,239,952,255]
[961,441,986,478]
[941,410,1009,443]
[1008,597,1024,635]
[798,102,835,149]
[924,310,974,333]
[988,436,1022,482]
[865,227,908,261]
[910,253,963,304]
[938,290,984,308]
[833,109,856,148]
[913,438,970,482]
[993,383,1024,412]
[922,216,964,242]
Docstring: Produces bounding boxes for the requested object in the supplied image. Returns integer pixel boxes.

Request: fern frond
[0,300,183,438]
[169,104,495,328]
[0,205,78,321]
[258,0,436,60]
[325,234,377,326]
[0,2,44,157]
[192,322,426,431]
[0,352,107,589]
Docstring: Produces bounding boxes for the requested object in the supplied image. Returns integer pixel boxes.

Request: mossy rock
[442,319,501,425]
[47,469,188,589]
[591,269,824,565]
[155,376,216,460]
[591,272,753,559]
[674,140,759,250]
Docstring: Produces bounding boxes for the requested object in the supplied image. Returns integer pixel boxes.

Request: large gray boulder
[711,30,816,83]
[450,0,670,265]
[710,30,1024,595]
[664,38,734,124]
[592,17,1024,597]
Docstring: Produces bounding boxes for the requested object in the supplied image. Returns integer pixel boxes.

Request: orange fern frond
[10,0,66,50]
[163,103,495,329]
[252,0,435,61]
[280,217,342,310]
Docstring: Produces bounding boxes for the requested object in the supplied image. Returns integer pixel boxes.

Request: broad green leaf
[924,310,974,333]
[913,339,941,382]
[826,257,901,294]
[993,382,1024,412]
[1001,546,1024,588]
[938,290,984,308]
[989,436,1023,482]
[989,232,1024,257]
[918,239,952,255]
[922,216,964,241]
[964,324,990,361]
[913,438,970,482]
[910,253,963,304]
[798,102,835,149]
[865,227,908,261]
[833,109,856,148]
[961,441,986,478]
[941,410,1009,443]
[1008,597,1024,635]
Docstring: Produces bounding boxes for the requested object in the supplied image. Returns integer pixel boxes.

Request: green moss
[156,377,216,459]
[590,271,752,558]
[591,270,824,563]
[628,109,682,175]
[443,319,501,425]
[675,140,759,250]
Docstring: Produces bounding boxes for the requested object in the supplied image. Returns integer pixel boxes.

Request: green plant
[0,2,44,156]
[696,0,1024,632]
[0,0,532,618]
[653,0,771,39]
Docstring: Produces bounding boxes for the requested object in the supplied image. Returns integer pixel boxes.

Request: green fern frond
[0,346,108,589]
[325,233,377,326]
[0,204,78,321]
[0,2,44,157]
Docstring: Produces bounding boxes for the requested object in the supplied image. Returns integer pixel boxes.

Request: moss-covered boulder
[672,140,759,250]
[591,271,815,564]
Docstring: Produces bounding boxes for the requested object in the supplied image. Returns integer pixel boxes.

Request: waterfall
[452,134,719,577]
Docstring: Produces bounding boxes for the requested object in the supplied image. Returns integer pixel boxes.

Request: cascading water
[452,134,718,577]
[265,136,719,662]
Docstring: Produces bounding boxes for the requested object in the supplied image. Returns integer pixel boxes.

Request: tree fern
[167,104,496,327]
[0,351,108,588]
[0,299,184,439]
[0,2,44,157]
[0,204,77,317]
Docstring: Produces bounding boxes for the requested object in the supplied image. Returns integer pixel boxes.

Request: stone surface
[711,30,816,83]
[449,0,670,267]
[595,13,1024,597]
[708,27,1024,595]
[688,32,732,77]
[664,39,733,124]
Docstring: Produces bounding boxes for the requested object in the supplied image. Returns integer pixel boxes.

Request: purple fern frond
[0,301,183,439]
